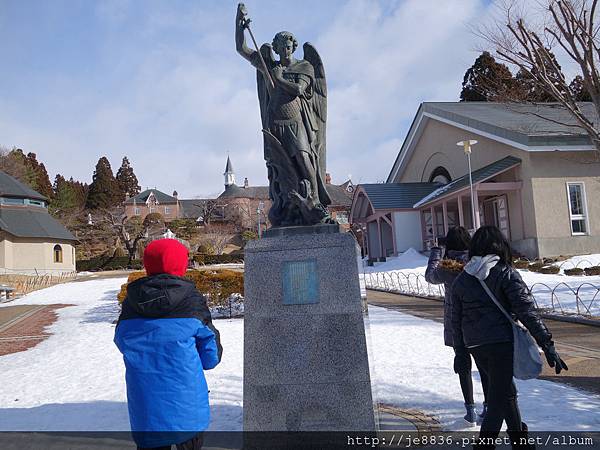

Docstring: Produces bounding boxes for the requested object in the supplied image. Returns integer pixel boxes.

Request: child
[114,238,222,450]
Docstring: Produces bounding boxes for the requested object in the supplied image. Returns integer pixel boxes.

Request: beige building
[352,102,600,259]
[0,171,77,274]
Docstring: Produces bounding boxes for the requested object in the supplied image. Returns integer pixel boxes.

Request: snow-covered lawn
[363,251,600,317]
[1,278,599,432]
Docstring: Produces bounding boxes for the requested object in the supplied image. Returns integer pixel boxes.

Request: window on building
[2,197,25,205]
[53,245,63,263]
[134,207,141,216]
[336,212,349,224]
[165,206,171,215]
[26,199,45,207]
[567,183,588,235]
[149,207,155,213]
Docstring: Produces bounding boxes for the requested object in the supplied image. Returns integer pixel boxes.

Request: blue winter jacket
[114,274,222,448]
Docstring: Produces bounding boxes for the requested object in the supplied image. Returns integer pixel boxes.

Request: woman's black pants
[470,342,523,439]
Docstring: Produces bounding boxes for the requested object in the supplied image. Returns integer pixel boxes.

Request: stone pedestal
[243,226,376,432]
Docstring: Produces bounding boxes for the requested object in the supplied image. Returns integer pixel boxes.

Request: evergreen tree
[86,157,121,209]
[512,51,566,102]
[569,75,592,101]
[460,52,515,101]
[51,174,79,213]
[116,156,141,199]
[0,147,28,183]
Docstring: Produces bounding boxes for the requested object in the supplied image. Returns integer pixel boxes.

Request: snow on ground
[363,250,600,317]
[2,278,600,432]
[0,277,243,431]
[367,306,600,431]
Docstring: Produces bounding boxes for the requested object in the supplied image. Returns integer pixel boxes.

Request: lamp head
[457,139,478,154]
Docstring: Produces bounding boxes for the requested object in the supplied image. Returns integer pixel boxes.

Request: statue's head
[272,31,298,58]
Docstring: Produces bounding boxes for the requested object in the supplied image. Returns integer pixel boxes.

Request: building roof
[125,189,178,205]
[179,199,225,221]
[218,184,270,200]
[423,102,596,145]
[0,207,78,241]
[224,156,234,173]
[359,182,442,210]
[0,171,47,201]
[388,102,597,183]
[413,156,522,208]
[326,183,354,208]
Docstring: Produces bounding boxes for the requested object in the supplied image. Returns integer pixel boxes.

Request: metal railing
[0,272,77,296]
[363,271,600,318]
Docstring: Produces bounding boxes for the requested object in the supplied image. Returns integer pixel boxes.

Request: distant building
[352,102,600,259]
[124,156,354,233]
[217,156,354,232]
[0,171,77,274]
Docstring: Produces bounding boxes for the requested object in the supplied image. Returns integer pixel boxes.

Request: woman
[425,226,486,424]
[451,226,567,448]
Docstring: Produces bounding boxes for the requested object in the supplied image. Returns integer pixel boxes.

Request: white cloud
[0,0,503,198]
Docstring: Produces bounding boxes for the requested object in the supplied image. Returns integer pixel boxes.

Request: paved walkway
[0,304,72,356]
[367,289,600,396]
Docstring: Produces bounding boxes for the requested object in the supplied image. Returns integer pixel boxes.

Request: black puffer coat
[424,247,469,347]
[451,259,552,349]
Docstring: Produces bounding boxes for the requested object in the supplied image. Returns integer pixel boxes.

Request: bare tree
[91,207,158,265]
[193,199,220,225]
[477,0,600,155]
[197,224,235,255]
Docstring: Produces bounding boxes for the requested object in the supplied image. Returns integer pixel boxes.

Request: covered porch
[350,183,441,261]
[414,156,523,249]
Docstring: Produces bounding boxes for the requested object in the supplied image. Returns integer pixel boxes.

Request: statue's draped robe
[250,51,331,226]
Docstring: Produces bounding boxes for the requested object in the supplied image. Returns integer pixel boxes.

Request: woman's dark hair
[444,226,471,252]
[469,225,513,266]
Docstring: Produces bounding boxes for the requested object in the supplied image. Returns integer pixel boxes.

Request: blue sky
[0,0,496,198]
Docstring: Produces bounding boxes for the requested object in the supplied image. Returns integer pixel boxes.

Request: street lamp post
[256,201,265,238]
[457,140,478,232]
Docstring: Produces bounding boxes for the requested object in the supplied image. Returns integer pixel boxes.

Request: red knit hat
[143,239,189,277]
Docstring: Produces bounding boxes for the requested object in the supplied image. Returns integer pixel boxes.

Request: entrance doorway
[483,195,510,240]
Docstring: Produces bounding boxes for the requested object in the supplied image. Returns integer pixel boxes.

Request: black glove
[542,343,568,374]
[453,347,470,374]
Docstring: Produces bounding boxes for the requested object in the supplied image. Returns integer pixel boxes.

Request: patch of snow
[1,279,599,432]
[364,252,600,316]
[368,306,600,431]
[556,254,600,272]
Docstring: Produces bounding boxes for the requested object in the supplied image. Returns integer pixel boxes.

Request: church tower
[224,155,236,188]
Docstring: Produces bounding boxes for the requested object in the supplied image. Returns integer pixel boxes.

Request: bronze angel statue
[235,3,333,227]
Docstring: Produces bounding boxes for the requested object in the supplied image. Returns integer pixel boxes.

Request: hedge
[584,266,600,276]
[527,261,545,272]
[538,265,560,275]
[564,268,585,276]
[77,256,142,272]
[513,259,530,269]
[193,253,244,265]
[117,269,244,309]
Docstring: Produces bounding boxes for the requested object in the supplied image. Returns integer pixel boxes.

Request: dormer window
[146,192,159,208]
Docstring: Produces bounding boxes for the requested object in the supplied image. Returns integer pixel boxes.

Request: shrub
[584,266,600,276]
[77,256,142,272]
[439,259,464,273]
[193,253,244,265]
[241,230,258,244]
[538,265,560,275]
[513,259,529,269]
[564,268,585,276]
[527,261,544,272]
[117,269,244,308]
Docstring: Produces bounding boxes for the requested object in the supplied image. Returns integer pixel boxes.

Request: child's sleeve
[195,323,221,370]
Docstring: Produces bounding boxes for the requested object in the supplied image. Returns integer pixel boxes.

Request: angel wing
[303,42,330,206]
[256,43,275,130]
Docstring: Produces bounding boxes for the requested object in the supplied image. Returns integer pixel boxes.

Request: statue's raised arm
[235,3,254,62]
[235,5,334,228]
